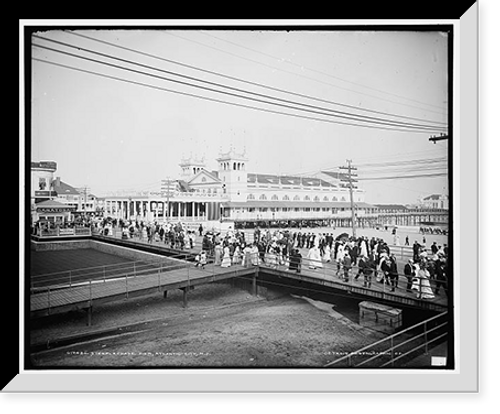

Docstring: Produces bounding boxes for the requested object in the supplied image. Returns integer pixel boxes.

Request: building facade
[101,149,375,227]
[31,161,99,223]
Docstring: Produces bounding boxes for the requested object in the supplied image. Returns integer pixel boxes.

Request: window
[271,194,279,201]
[314,196,320,202]
[304,195,310,201]
[201,177,207,182]
[282,195,290,201]
[293,195,300,201]
[247,194,255,200]
[323,196,329,201]
[341,197,346,201]
[259,194,267,200]
[332,196,338,201]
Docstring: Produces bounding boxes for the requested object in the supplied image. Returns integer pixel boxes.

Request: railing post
[390,336,395,367]
[424,321,429,354]
[69,270,72,287]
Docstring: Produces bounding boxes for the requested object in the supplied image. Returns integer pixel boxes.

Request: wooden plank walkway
[30,235,449,318]
[30,263,257,318]
[259,264,449,312]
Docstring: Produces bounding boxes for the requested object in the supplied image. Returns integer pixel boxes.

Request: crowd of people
[94,218,449,301]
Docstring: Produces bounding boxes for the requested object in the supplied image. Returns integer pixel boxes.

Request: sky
[29,27,449,204]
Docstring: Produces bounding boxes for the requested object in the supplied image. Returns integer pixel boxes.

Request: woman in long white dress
[242,244,252,268]
[413,262,435,299]
[221,245,232,268]
[250,243,260,266]
[232,245,242,265]
[307,245,323,269]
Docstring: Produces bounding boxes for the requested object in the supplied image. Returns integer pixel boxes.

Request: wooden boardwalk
[30,235,449,322]
[30,262,258,320]
[259,265,448,312]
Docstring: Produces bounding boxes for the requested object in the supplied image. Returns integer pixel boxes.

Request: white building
[101,148,375,227]
[419,194,449,210]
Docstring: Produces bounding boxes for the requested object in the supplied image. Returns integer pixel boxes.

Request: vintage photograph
[27,25,452,370]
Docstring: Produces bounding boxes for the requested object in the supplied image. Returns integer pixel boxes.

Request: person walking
[342,251,352,282]
[221,245,232,268]
[214,243,223,265]
[387,255,399,292]
[404,259,416,292]
[414,260,435,299]
[307,245,322,270]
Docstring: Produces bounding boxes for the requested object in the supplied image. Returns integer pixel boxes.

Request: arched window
[314,196,320,202]
[332,196,338,201]
[304,195,310,201]
[271,194,279,201]
[341,196,346,201]
[247,194,255,200]
[323,196,329,201]
[259,194,267,200]
[282,195,290,201]
[233,162,237,170]
[293,195,300,201]
[201,177,206,182]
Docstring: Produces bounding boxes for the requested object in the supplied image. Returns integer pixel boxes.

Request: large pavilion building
[101,148,378,228]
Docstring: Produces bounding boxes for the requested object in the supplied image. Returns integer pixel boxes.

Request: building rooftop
[247,173,338,188]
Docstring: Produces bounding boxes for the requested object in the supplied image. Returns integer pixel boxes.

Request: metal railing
[323,311,449,367]
[31,229,449,315]
[34,226,92,238]
[30,250,259,315]
[31,252,193,292]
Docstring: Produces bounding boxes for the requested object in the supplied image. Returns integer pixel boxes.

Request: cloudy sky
[30,26,449,204]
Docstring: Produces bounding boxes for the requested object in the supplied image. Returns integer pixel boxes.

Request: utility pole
[339,160,358,238]
[161,177,172,222]
[78,186,90,215]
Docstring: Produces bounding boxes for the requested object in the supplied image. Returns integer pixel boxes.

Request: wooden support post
[87,306,92,326]
[252,274,257,297]
[182,287,188,308]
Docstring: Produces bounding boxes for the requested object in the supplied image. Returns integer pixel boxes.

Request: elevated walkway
[30,234,449,325]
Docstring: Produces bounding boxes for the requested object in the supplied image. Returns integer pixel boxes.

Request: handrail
[323,311,449,367]
[31,238,449,295]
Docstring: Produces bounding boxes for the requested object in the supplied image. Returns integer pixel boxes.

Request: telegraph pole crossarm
[429,133,449,143]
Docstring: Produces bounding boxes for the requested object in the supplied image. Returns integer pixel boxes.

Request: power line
[32,36,446,133]
[31,55,444,135]
[64,31,448,127]
[34,56,445,134]
[168,31,448,117]
[203,31,447,112]
[357,172,447,181]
